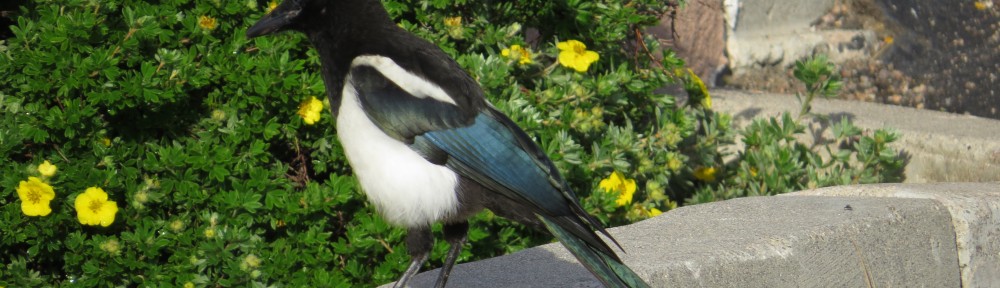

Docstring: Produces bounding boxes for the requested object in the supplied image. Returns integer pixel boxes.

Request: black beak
[246,1,302,38]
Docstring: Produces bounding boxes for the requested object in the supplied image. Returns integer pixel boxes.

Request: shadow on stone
[387,247,600,288]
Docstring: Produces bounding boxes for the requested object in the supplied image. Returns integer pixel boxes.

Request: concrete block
[390,194,960,287]
[727,0,834,35]
[789,183,1000,287]
[723,0,880,73]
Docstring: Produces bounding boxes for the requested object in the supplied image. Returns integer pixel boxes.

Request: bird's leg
[434,221,469,288]
[395,226,433,288]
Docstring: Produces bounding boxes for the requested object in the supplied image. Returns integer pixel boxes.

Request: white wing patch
[350,55,457,105]
[336,75,460,228]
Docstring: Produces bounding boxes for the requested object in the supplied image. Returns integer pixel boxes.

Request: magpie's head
[247,0,388,38]
[246,0,309,38]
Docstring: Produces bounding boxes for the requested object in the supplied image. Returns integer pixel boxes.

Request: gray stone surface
[388,194,961,287]
[789,183,1000,287]
[712,89,1000,183]
[724,0,878,72]
[727,0,834,35]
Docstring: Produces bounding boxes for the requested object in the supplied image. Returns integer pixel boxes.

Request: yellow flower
[556,40,599,73]
[647,207,662,217]
[501,44,533,65]
[685,69,711,109]
[74,187,119,227]
[16,177,55,217]
[265,1,279,13]
[198,15,218,31]
[443,16,462,28]
[443,16,464,39]
[298,96,324,125]
[37,160,57,177]
[241,254,262,271]
[599,171,637,207]
[183,282,195,288]
[101,137,112,147]
[693,166,717,182]
[974,1,989,10]
[204,228,217,239]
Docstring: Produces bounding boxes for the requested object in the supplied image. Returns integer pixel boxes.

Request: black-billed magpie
[247,1,650,287]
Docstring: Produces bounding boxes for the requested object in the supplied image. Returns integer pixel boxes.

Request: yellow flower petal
[686,69,711,109]
[600,171,637,207]
[648,207,662,217]
[519,56,532,65]
[615,176,636,207]
[615,186,634,206]
[517,54,532,65]
[443,16,462,28]
[556,40,581,52]
[265,1,279,13]
[17,177,55,217]
[298,96,324,125]
[622,176,636,195]
[694,166,717,182]
[501,45,533,66]
[598,171,623,192]
[198,15,218,31]
[557,40,599,73]
[75,187,119,227]
[37,160,57,177]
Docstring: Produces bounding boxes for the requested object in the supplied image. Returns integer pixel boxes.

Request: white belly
[336,81,460,228]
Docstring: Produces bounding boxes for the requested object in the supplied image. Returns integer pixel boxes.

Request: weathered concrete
[724,0,879,74]
[726,0,834,35]
[388,189,971,287]
[789,183,1000,287]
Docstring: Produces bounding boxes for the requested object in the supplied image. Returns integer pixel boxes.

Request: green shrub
[687,56,906,203]
[0,0,902,286]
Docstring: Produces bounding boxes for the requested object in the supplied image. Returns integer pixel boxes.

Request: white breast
[336,77,460,228]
